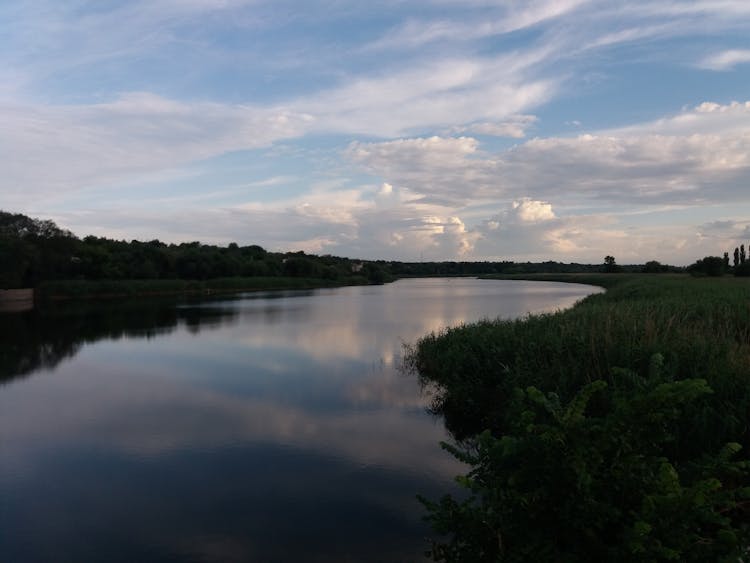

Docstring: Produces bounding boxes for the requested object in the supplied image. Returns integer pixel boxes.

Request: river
[0,278,601,562]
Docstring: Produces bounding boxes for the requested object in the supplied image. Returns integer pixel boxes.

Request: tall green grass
[410,274,750,451]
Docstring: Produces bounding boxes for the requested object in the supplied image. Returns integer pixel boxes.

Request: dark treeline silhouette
[389,259,641,276]
[1,210,683,291]
[0,211,387,288]
[0,296,243,383]
[688,241,750,277]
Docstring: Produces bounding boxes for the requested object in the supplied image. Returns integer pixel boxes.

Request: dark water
[0,278,601,562]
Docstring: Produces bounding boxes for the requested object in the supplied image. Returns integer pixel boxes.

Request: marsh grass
[410,274,750,561]
[410,274,750,450]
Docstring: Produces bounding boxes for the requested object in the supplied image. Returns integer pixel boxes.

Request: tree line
[1,210,686,290]
[0,211,390,288]
[688,243,750,277]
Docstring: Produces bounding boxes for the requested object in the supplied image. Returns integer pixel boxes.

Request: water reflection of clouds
[225,281,600,369]
[1,279,603,561]
[2,279,601,469]
[0,363,464,483]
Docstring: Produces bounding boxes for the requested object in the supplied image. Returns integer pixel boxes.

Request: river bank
[409,273,750,561]
[32,275,375,301]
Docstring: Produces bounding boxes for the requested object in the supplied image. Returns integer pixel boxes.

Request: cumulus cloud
[512,198,555,223]
[348,101,750,208]
[45,99,749,263]
[471,200,710,264]
[697,219,750,242]
[332,101,750,262]
[346,136,495,204]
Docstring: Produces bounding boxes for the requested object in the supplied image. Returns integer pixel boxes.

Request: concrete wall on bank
[0,288,34,312]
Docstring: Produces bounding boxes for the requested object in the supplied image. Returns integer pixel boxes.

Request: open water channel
[0,278,601,562]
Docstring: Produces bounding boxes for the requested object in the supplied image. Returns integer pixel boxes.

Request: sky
[2,1,750,265]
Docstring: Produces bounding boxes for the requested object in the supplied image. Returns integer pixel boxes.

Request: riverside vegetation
[1,210,685,299]
[408,274,750,562]
[0,211,391,296]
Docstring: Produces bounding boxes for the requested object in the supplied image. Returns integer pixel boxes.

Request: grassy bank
[37,275,369,300]
[410,274,750,561]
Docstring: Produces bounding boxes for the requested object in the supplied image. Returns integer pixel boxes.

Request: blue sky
[2,0,750,264]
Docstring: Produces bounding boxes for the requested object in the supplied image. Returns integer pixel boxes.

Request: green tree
[603,255,620,273]
[687,256,725,277]
[642,260,663,273]
[734,261,750,277]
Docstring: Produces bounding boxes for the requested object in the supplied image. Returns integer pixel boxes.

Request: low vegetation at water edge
[408,274,750,562]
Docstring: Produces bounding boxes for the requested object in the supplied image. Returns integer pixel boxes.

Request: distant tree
[282,256,319,278]
[603,255,620,273]
[734,247,740,267]
[687,256,726,277]
[742,245,747,264]
[364,263,387,284]
[242,244,267,260]
[642,260,665,273]
[0,211,73,239]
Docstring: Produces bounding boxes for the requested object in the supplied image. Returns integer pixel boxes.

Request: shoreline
[30,276,378,302]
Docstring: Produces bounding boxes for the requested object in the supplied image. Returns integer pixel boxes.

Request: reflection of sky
[0,279,600,561]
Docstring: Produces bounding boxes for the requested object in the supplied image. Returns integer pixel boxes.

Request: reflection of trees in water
[0,298,237,384]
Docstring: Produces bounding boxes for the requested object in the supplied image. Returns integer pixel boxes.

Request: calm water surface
[0,278,601,562]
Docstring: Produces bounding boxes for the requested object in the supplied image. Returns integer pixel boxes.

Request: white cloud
[348,101,750,209]
[346,136,495,204]
[698,49,750,71]
[299,55,555,137]
[0,93,314,204]
[512,198,555,223]
[451,115,538,138]
[366,0,590,51]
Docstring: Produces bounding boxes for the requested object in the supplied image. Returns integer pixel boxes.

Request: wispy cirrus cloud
[0,92,313,205]
[698,49,750,71]
[364,0,591,51]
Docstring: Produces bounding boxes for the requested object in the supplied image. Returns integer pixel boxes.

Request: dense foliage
[1,211,685,294]
[0,211,388,291]
[409,275,750,561]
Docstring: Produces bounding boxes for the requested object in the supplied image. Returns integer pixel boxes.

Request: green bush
[734,262,750,277]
